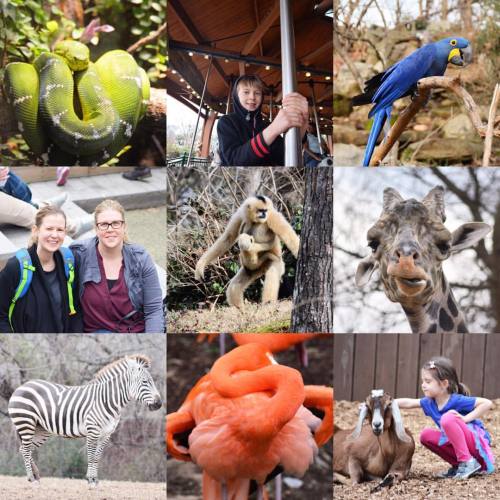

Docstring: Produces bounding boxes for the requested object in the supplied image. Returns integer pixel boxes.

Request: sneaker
[122,167,152,181]
[41,193,68,209]
[454,458,482,480]
[436,466,458,479]
[71,215,94,239]
[56,167,71,186]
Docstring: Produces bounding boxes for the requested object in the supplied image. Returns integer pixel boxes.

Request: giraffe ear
[450,222,491,253]
[355,255,379,287]
[382,188,404,212]
[422,186,446,221]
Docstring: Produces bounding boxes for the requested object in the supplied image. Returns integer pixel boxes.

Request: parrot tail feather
[362,107,391,167]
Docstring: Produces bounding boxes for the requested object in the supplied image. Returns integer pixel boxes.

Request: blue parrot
[352,37,472,166]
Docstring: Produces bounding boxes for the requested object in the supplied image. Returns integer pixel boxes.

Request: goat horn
[349,403,368,440]
[391,400,412,443]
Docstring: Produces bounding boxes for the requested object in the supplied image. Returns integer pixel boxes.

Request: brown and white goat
[334,390,415,492]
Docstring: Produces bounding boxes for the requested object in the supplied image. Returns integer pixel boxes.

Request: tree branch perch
[370,76,500,166]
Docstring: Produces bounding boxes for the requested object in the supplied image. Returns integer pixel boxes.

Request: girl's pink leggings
[420,411,483,467]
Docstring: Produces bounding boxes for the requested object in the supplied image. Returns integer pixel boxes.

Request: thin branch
[482,83,500,166]
[127,22,167,53]
[370,76,500,166]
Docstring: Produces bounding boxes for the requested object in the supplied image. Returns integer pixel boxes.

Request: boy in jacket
[217,75,308,166]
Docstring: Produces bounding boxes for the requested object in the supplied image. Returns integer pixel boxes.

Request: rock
[442,113,474,139]
[403,138,483,164]
[334,62,373,98]
[334,143,365,166]
[333,124,368,146]
[333,95,352,117]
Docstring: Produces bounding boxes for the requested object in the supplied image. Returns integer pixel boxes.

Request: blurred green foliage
[89,0,167,82]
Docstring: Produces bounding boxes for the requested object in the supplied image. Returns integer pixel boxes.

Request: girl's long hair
[422,356,470,395]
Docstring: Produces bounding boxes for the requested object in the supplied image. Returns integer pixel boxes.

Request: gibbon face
[246,195,273,224]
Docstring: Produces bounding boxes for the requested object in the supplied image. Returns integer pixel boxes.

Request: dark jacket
[0,246,83,333]
[217,76,284,166]
[70,237,165,333]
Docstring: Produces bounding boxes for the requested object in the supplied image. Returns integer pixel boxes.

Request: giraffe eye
[368,240,380,253]
[450,39,457,46]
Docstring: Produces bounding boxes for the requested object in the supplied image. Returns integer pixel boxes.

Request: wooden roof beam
[242,0,280,55]
[168,0,229,88]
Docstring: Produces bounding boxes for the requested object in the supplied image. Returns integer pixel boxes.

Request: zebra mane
[93,354,152,381]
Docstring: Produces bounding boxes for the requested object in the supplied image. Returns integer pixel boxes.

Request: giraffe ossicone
[356,185,491,333]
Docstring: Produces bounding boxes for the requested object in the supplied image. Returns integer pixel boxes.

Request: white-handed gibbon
[195,195,300,307]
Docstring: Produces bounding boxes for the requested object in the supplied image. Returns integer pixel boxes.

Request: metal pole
[226,76,233,115]
[280,0,301,166]
[187,57,212,167]
[309,80,324,155]
[269,86,273,121]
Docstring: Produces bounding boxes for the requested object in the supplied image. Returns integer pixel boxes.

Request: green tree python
[3,40,150,165]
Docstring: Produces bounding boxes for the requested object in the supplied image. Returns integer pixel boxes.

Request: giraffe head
[355,186,491,306]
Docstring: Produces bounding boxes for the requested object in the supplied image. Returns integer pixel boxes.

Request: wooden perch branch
[127,23,167,53]
[370,76,500,166]
[483,83,500,166]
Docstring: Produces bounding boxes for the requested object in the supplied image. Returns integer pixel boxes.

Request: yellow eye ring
[450,39,457,46]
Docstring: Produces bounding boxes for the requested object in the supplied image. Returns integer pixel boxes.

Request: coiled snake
[3,40,149,166]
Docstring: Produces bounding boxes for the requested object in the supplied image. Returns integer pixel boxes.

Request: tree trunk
[490,202,500,332]
[291,166,333,332]
[460,0,473,32]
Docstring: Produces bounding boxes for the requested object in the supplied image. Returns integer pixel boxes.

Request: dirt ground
[334,399,500,499]
[0,475,166,499]
[167,334,334,499]
[167,300,293,333]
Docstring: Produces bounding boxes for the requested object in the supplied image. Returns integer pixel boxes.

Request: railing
[167,153,211,167]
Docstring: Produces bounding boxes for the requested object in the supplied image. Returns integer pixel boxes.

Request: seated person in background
[217,75,308,166]
[302,122,328,167]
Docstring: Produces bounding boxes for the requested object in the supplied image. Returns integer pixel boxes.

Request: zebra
[8,353,162,488]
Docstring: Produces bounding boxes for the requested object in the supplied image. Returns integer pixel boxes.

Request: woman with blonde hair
[0,205,83,333]
[70,199,164,333]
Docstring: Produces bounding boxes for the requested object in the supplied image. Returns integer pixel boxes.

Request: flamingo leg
[295,343,308,367]
[274,473,282,500]
[257,484,264,500]
[221,481,228,500]
[219,333,226,356]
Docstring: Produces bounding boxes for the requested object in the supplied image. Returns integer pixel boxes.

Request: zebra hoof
[31,480,40,487]
[88,478,98,489]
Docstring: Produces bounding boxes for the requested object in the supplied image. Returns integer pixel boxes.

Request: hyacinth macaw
[352,37,472,166]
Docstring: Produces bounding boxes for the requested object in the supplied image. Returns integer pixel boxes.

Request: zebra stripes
[8,354,162,487]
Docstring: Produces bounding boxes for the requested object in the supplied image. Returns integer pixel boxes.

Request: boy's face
[237,83,262,112]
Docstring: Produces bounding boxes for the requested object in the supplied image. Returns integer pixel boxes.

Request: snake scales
[3,40,149,166]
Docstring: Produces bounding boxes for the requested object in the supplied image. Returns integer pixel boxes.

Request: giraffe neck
[401,274,468,334]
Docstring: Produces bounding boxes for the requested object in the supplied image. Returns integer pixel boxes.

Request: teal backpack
[8,247,76,331]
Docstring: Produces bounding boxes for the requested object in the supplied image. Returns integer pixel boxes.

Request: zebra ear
[130,354,151,368]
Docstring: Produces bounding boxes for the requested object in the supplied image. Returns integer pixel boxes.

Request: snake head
[54,40,90,72]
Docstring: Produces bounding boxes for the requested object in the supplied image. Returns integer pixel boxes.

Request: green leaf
[151,2,162,11]
[150,15,162,24]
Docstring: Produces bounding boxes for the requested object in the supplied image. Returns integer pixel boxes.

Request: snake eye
[450,39,457,46]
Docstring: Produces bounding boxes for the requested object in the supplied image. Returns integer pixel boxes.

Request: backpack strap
[8,249,36,331]
[59,246,76,316]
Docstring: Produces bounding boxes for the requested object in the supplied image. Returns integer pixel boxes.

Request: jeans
[1,172,33,204]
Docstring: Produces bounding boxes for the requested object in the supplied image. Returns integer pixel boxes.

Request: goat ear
[355,255,378,288]
[349,403,368,441]
[450,222,491,253]
[382,188,404,213]
[390,400,412,443]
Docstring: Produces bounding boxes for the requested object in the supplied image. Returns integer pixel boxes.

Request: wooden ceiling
[167,0,333,131]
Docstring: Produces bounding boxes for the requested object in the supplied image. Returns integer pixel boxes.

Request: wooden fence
[333,334,500,401]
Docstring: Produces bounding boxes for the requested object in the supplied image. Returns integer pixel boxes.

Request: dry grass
[167,300,293,333]
[334,399,500,499]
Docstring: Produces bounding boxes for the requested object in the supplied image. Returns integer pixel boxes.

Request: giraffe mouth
[387,263,429,296]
